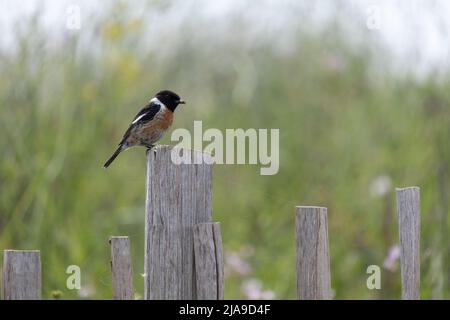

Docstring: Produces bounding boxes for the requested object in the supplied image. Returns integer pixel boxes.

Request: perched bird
[103,90,185,168]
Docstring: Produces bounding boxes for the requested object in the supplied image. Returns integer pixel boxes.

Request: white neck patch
[132,97,166,124]
[150,97,166,108]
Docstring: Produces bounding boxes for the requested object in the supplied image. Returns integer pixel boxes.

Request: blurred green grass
[0,2,448,299]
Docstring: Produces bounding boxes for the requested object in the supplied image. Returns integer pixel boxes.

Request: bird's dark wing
[131,102,161,123]
[119,102,161,145]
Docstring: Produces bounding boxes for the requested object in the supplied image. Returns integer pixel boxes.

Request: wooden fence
[1,146,421,300]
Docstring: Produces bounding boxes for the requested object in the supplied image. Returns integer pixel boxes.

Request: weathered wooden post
[396,187,420,300]
[109,236,134,300]
[145,145,222,299]
[193,222,224,299]
[295,206,331,300]
[2,250,41,300]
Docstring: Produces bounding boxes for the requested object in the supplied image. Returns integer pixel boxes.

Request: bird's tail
[103,146,123,168]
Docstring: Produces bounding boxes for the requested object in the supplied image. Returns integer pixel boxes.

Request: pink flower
[241,278,275,300]
[324,54,346,73]
[383,245,400,271]
[225,251,252,277]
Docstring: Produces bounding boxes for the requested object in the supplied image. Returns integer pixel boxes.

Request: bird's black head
[155,90,185,111]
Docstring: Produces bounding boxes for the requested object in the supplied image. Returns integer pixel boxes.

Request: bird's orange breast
[125,107,174,148]
[136,109,173,146]
[142,109,173,132]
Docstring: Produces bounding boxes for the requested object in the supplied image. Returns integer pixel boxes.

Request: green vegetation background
[0,2,448,299]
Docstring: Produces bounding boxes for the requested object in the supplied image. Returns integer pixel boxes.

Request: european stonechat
[103,90,185,168]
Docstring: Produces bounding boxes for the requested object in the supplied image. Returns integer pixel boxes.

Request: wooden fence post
[109,236,134,300]
[295,206,331,300]
[2,250,41,300]
[396,187,420,300]
[193,222,224,299]
[145,145,213,299]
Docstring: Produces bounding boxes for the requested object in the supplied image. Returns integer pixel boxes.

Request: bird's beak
[178,100,186,104]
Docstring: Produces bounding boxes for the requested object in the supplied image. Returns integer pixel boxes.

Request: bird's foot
[145,144,156,155]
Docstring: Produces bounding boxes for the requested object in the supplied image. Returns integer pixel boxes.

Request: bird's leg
[145,144,156,155]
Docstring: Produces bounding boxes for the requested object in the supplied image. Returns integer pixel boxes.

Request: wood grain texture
[145,145,213,299]
[212,223,224,300]
[295,206,331,300]
[193,222,224,299]
[396,187,421,300]
[109,236,134,300]
[3,250,41,300]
